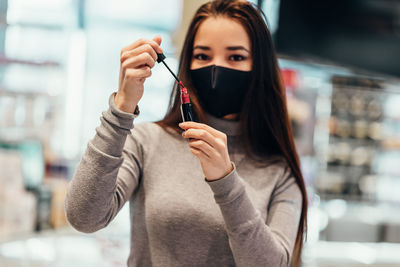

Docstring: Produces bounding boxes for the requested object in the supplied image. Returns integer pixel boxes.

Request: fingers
[179,122,227,145]
[121,52,156,72]
[188,139,216,158]
[121,43,158,64]
[182,128,222,150]
[124,66,152,80]
[121,37,162,60]
[189,146,209,162]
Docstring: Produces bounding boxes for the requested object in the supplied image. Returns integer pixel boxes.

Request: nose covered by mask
[190,65,251,118]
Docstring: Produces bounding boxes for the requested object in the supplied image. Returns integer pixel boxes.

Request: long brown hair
[156,0,307,266]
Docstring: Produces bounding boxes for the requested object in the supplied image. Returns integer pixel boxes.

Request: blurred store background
[0,0,399,266]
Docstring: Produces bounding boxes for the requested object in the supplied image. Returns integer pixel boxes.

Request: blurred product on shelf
[367,99,382,120]
[49,180,68,229]
[0,140,44,189]
[0,149,36,240]
[353,120,368,139]
[282,68,317,156]
[382,138,400,150]
[0,91,56,137]
[30,179,69,231]
[45,165,70,229]
[32,185,52,231]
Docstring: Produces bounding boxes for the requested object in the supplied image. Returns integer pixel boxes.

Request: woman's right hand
[115,36,163,113]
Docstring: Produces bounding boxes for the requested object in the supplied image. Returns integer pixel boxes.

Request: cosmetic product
[350,94,365,117]
[367,99,382,120]
[336,119,351,138]
[353,120,368,139]
[157,53,194,122]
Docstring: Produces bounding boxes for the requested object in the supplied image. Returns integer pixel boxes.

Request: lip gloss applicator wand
[157,53,194,122]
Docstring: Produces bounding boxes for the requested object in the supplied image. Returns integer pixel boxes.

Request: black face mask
[190,65,252,118]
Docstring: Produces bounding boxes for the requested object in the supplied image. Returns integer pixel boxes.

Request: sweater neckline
[206,114,241,137]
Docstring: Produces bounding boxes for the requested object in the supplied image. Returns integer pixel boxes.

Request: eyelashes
[193,53,248,61]
[229,55,246,61]
[193,54,209,60]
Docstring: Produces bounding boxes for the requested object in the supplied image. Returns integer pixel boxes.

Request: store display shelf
[0,55,60,67]
[0,89,47,96]
[317,193,376,203]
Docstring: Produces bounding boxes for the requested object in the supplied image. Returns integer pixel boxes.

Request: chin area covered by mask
[190,65,252,118]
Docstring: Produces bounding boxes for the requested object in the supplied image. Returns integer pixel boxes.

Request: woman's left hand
[179,122,233,181]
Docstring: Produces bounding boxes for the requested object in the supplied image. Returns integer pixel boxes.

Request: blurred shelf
[0,55,60,67]
[0,89,55,97]
[303,241,400,267]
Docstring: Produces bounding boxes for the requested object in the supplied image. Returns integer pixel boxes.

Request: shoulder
[253,155,290,178]
[242,155,291,190]
[257,155,299,193]
[266,157,303,202]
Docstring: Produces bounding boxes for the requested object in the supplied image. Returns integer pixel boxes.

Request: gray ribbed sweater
[65,93,302,267]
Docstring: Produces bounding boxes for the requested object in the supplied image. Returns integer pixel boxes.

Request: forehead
[193,16,251,48]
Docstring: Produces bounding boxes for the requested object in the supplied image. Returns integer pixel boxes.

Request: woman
[65,0,307,266]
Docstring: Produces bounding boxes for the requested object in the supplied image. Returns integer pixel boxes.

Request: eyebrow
[193,45,210,51]
[226,46,250,52]
[193,45,250,53]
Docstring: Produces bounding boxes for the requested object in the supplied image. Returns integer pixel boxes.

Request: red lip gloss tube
[179,81,194,122]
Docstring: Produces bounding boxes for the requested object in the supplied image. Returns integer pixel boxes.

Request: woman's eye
[229,55,246,61]
[194,54,209,60]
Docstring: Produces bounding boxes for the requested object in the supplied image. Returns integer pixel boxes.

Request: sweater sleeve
[206,163,302,267]
[65,93,143,233]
